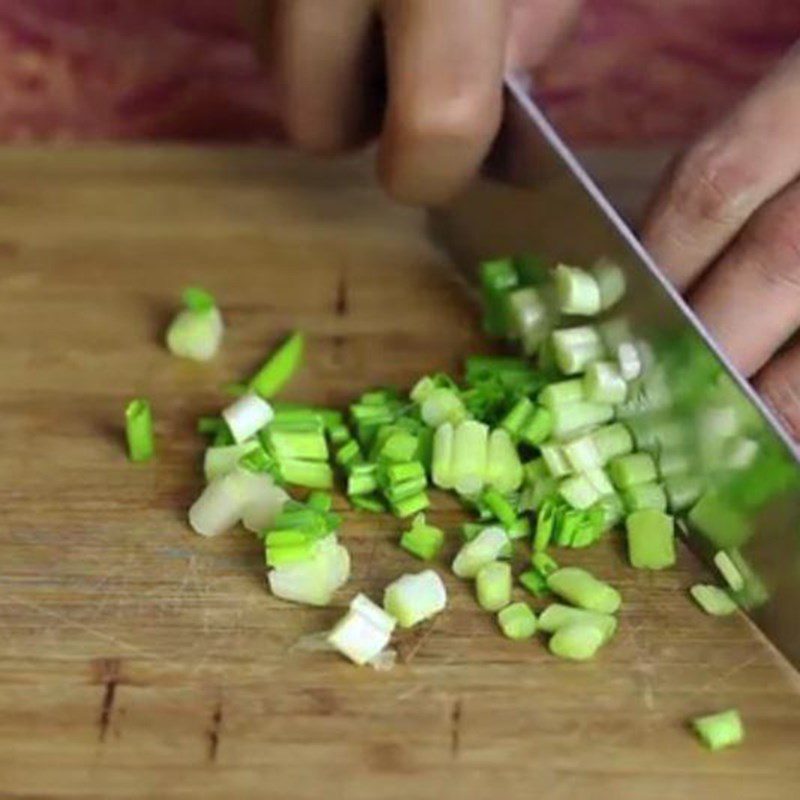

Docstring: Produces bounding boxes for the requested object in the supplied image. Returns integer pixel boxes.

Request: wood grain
[0,146,797,800]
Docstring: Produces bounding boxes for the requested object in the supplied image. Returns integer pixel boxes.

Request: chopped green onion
[585,466,614,497]
[452,526,509,579]
[690,584,738,616]
[622,481,668,512]
[336,439,362,470]
[533,496,563,551]
[689,491,753,550]
[213,425,234,447]
[500,396,535,437]
[616,341,642,380]
[559,474,602,510]
[189,471,245,537]
[269,537,350,607]
[691,709,744,751]
[539,379,585,409]
[266,427,328,461]
[329,423,352,445]
[249,331,305,398]
[555,264,601,315]
[552,326,605,375]
[480,257,519,336]
[507,516,531,540]
[625,509,676,570]
[204,440,260,481]
[376,430,419,463]
[713,551,745,592]
[400,514,445,561]
[385,461,425,485]
[390,491,430,518]
[350,495,386,513]
[557,507,604,548]
[497,602,537,640]
[279,459,334,490]
[593,492,625,529]
[328,593,395,664]
[481,487,518,529]
[664,474,705,512]
[507,286,553,355]
[591,423,634,463]
[384,476,427,503]
[451,420,489,496]
[486,429,524,493]
[562,434,603,472]
[519,406,554,446]
[519,569,551,597]
[347,463,378,496]
[383,569,447,627]
[547,567,621,614]
[548,621,606,661]
[307,491,333,513]
[197,416,226,436]
[538,603,617,642]
[551,401,615,439]
[476,561,512,612]
[165,294,224,362]
[541,443,572,478]
[222,393,274,444]
[584,361,628,404]
[125,398,155,462]
[432,422,455,490]
[420,387,467,428]
[591,259,626,310]
[609,452,657,489]
[532,551,559,577]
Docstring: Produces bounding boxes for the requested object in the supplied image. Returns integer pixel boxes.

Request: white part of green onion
[541,443,572,478]
[486,429,523,493]
[547,567,621,614]
[538,603,617,642]
[690,584,738,616]
[452,526,509,579]
[552,326,605,375]
[591,259,626,310]
[203,440,260,481]
[584,361,628,404]
[238,472,289,534]
[432,422,455,490]
[327,593,396,665]
[410,375,436,404]
[222,392,274,443]
[713,551,745,592]
[555,264,601,315]
[548,621,605,661]
[188,472,246,536]
[562,434,603,472]
[585,467,614,497]
[539,379,585,409]
[551,401,615,440]
[616,342,642,381]
[508,287,552,354]
[559,474,601,510]
[269,538,351,607]
[166,306,224,362]
[451,420,489,496]
[475,561,512,612]
[721,436,759,470]
[658,450,691,478]
[591,423,634,463]
[383,570,447,628]
[664,474,705,512]
[421,387,466,427]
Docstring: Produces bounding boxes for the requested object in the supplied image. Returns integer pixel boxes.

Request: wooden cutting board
[0,147,797,800]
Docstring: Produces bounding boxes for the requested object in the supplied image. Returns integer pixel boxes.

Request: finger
[276,0,378,154]
[756,341,800,442]
[506,0,583,69]
[688,179,800,376]
[378,0,510,205]
[641,46,800,289]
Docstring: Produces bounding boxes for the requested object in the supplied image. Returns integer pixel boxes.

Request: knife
[431,74,800,667]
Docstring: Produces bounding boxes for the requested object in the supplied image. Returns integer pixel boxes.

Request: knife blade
[430,74,800,667]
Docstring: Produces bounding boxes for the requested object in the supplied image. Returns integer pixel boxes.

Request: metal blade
[431,74,800,667]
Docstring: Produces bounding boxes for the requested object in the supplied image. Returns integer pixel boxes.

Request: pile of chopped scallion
[123,261,763,750]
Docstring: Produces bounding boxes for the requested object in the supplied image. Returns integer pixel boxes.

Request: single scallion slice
[551,401,615,440]
[519,569,550,597]
[347,464,378,496]
[533,496,563,551]
[538,604,617,642]
[420,387,467,428]
[562,433,603,472]
[690,584,738,616]
[508,287,552,354]
[531,551,559,577]
[279,459,334,490]
[249,331,305,398]
[609,452,658,489]
[622,481,668,512]
[432,422,455,490]
[452,526,509,579]
[555,264,601,315]
[500,396,535,438]
[350,495,386,513]
[584,361,628,404]
[591,259,626,310]
[692,709,744,751]
[390,491,430,518]
[166,289,224,362]
[541,443,572,478]
[481,487,518,529]
[626,509,676,570]
[547,567,621,614]
[713,550,745,592]
[188,471,245,537]
[664,474,705,512]
[336,439,362,470]
[383,569,447,627]
[497,602,537,640]
[485,429,524,493]
[507,516,530,540]
[269,538,350,607]
[559,474,602,510]
[222,393,274,444]
[476,561,512,612]
[400,514,445,561]
[591,423,634,463]
[539,379,585,409]
[616,341,642,380]
[328,593,396,664]
[451,420,489,496]
[125,398,155,462]
[548,621,606,661]
[480,257,518,336]
[266,427,329,461]
[519,406,554,446]
[552,326,605,375]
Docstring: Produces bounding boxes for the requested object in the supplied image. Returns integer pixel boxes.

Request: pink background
[0,0,798,145]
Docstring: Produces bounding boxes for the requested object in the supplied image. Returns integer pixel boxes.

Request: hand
[641,45,800,440]
[250,0,581,205]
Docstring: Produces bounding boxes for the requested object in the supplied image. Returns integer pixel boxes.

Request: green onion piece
[272,508,327,535]
[279,459,334,490]
[519,569,551,597]
[551,401,615,439]
[664,474,705,513]
[726,550,769,610]
[713,551,745,592]
[125,398,155,462]
[416,426,434,471]
[547,567,621,614]
[385,461,425,485]
[269,539,350,607]
[507,516,531,540]
[501,397,535,437]
[538,603,617,642]
[692,709,744,751]
[329,423,352,445]
[249,331,305,398]
[307,491,333,513]
[555,264,601,315]
[390,491,430,518]
[265,538,319,568]
[657,450,691,478]
[188,472,245,537]
[690,584,738,616]
[532,551,559,577]
[267,427,329,461]
[584,361,628,404]
[609,452,658,489]
[593,492,625,529]
[548,621,606,661]
[350,403,395,426]
[688,491,753,550]
[497,602,537,640]
[508,287,552,355]
[559,474,601,510]
[461,522,488,542]
[204,440,260,481]
[400,514,445,561]
[270,406,324,429]
[523,457,548,486]
[541,443,572,478]
[432,422,455,490]
[239,445,278,477]
[222,393,274,443]
[480,488,517,531]
[552,326,605,375]
[410,375,436,404]
[480,257,519,336]
[451,420,489,496]
[327,593,395,662]
[378,430,420,463]
[166,304,224,361]
[626,509,676,570]
[486,429,524,493]
[539,379,585,409]
[534,496,563,551]
[557,507,605,548]
[197,416,225,436]
[383,569,447,628]
[182,286,216,312]
[350,495,386,513]
[476,561,512,612]
[420,387,467,428]
[585,466,614,497]
[591,259,626,310]
[335,438,363,470]
[347,465,378,497]
[452,526,509,579]
[213,425,235,447]
[519,406,554,446]
[514,253,550,285]
[622,481,668,512]
[384,476,427,503]
[562,433,603,472]
[591,423,634,463]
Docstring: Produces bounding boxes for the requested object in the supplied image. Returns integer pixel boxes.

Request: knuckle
[759,359,800,441]
[747,194,800,290]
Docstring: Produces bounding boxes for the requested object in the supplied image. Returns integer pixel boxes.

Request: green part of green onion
[556,506,605,548]
[626,509,676,570]
[197,416,225,436]
[609,452,658,490]
[125,398,155,462]
[497,602,537,640]
[335,439,363,470]
[558,474,601,511]
[713,550,745,592]
[538,603,617,642]
[726,550,769,610]
[279,459,333,490]
[539,379,585,409]
[476,561,512,612]
[531,551,559,577]
[270,405,325,429]
[400,514,445,561]
[507,516,531,541]
[461,522,488,542]
[480,257,519,336]
[267,427,329,462]
[306,492,333,513]
[551,401,615,440]
[166,305,224,362]
[376,430,419,463]
[519,569,551,598]
[555,264,601,316]
[182,286,216,312]
[249,331,305,398]
[552,326,605,375]
[240,445,279,477]
[514,253,550,285]
[328,423,352,445]
[561,433,602,473]
[548,621,606,661]
[688,491,753,550]
[385,461,426,485]
[350,494,386,513]
[519,406,554,446]
[213,425,235,447]
[591,423,634,463]
[390,491,430,519]
[481,487,518,529]
[534,496,563,552]
[347,468,378,497]
[622,481,668,513]
[203,441,259,481]
[664,474,705,512]
[500,396,535,437]
[692,709,744,751]
[547,567,621,614]
[384,475,428,504]
[451,420,489,496]
[584,361,628,404]
[523,457,548,486]
[690,584,738,616]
